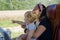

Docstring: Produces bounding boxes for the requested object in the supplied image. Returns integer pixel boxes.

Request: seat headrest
[46,4,56,13]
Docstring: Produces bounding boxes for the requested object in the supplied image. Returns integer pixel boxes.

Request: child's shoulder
[28,23,36,30]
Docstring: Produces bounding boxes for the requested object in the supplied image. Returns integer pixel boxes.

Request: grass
[0,20,18,28]
[0,19,21,28]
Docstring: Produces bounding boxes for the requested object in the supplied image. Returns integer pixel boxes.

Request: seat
[46,4,60,40]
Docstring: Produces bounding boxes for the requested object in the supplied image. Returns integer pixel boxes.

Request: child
[23,11,37,40]
[12,11,37,40]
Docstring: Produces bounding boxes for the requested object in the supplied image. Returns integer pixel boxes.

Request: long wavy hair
[39,5,47,21]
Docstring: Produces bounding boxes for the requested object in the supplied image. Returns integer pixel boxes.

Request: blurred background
[0,0,60,39]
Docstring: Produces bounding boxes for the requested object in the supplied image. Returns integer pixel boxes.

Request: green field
[0,19,19,28]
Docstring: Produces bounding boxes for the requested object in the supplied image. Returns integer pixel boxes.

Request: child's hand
[12,20,16,23]
[19,22,26,29]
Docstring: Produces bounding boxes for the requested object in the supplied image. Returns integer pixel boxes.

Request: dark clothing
[37,18,52,40]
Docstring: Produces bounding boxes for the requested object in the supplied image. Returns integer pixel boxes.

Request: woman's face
[33,9,41,18]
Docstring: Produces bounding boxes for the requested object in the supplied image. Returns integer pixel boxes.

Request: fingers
[12,20,16,23]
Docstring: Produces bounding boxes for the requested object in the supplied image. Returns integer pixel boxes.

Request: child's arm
[27,30,35,40]
[12,20,26,28]
[12,20,24,24]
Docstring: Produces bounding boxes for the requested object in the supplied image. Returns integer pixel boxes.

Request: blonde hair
[25,11,36,23]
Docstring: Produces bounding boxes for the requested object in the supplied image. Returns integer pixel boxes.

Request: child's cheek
[24,19,28,23]
[26,20,29,23]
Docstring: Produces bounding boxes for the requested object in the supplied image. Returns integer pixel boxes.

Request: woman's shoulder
[39,19,51,28]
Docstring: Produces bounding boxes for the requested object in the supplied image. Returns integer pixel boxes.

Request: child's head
[24,11,36,23]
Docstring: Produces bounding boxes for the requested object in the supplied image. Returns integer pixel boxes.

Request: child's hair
[25,11,36,23]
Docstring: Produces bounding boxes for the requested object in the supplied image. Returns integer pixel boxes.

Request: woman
[12,3,52,40]
[32,3,52,40]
